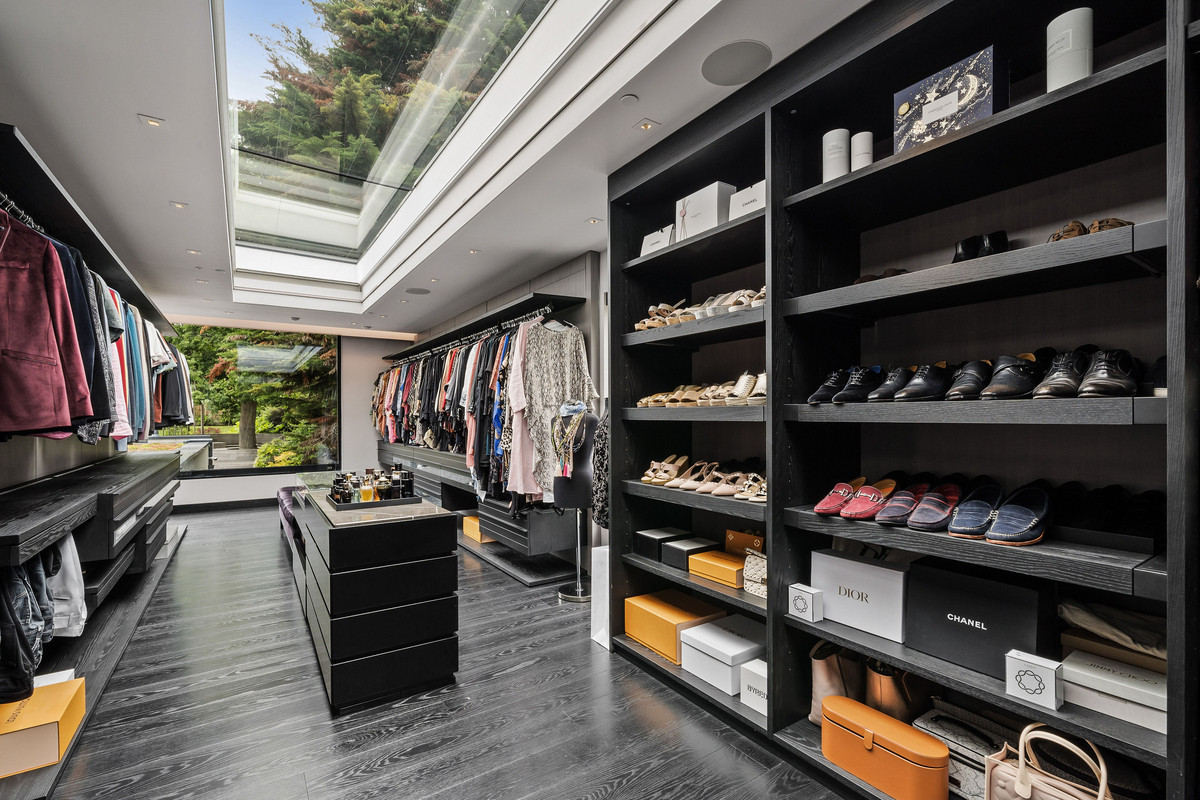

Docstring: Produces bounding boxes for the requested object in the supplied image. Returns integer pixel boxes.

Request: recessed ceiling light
[137,114,167,128]
[379,315,387,319]
[350,322,358,326]
[195,279,208,284]
[195,266,202,270]
[290,316,300,321]
[430,278,438,283]
[468,249,480,254]
[224,311,234,315]
[203,298,213,302]
[169,201,188,209]
[586,217,603,224]
[401,300,408,303]
[634,118,660,131]
[701,40,772,86]
[185,249,201,255]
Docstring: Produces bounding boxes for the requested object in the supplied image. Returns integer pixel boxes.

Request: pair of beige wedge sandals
[641,456,767,502]
[637,372,767,408]
[633,287,766,330]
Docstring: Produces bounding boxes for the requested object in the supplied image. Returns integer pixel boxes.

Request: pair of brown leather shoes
[1048,217,1133,242]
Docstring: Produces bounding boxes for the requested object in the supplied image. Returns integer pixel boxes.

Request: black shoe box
[634,528,691,561]
[661,538,720,571]
[904,559,1056,679]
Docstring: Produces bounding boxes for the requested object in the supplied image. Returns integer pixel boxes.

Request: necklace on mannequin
[552,409,586,477]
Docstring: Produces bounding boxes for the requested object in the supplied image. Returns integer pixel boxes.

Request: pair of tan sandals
[1048,217,1133,243]
[644,459,768,502]
[632,288,767,330]
[637,372,767,408]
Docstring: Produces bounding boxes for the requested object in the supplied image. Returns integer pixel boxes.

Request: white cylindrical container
[1046,8,1093,93]
[822,128,850,183]
[850,132,874,171]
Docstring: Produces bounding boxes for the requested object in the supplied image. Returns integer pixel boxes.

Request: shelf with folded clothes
[622,553,767,618]
[621,305,766,348]
[621,481,767,522]
[780,615,1166,766]
[783,505,1155,596]
[780,48,1166,231]
[783,396,1166,426]
[621,209,766,279]
[780,218,1166,322]
[612,634,768,731]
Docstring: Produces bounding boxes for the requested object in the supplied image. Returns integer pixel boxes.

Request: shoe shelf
[779,219,1166,322]
[774,722,891,800]
[784,506,1155,595]
[1189,19,1200,41]
[621,480,767,522]
[622,406,765,423]
[612,633,768,732]
[622,553,767,618]
[621,208,766,278]
[781,615,1167,767]
[780,48,1166,230]
[621,306,766,348]
[782,397,1167,426]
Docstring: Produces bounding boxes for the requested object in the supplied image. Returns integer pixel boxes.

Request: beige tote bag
[986,724,1113,800]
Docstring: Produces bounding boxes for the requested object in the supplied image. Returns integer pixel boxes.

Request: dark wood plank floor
[52,507,841,800]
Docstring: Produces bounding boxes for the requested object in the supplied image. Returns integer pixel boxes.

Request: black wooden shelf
[774,722,891,800]
[623,553,767,617]
[782,397,1167,426]
[381,292,584,361]
[621,306,765,347]
[621,209,766,278]
[0,124,175,334]
[780,49,1166,230]
[1189,19,1200,41]
[784,506,1153,595]
[622,406,765,423]
[782,615,1166,766]
[621,480,766,522]
[1134,553,1168,602]
[612,634,767,731]
[780,219,1166,321]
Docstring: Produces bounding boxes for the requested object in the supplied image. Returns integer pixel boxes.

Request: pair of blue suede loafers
[948,481,1051,546]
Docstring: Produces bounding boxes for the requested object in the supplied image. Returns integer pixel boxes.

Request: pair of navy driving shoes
[948,481,1051,546]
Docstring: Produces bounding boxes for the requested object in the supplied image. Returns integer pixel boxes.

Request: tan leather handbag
[986,724,1114,800]
[809,640,865,724]
[865,658,933,723]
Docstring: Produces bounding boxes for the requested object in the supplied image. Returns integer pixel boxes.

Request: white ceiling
[0,0,868,337]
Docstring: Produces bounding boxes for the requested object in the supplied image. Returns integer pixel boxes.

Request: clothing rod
[0,187,46,234]
[389,303,554,366]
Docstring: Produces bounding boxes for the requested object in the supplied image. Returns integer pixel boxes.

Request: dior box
[634,527,691,561]
[810,549,910,643]
[728,180,765,221]
[674,182,736,241]
[662,537,719,571]
[624,590,725,665]
[639,224,674,256]
[906,560,1055,679]
[680,615,766,695]
[893,46,1008,154]
[1061,650,1166,712]
[787,582,824,623]
[1005,650,1063,711]
[740,658,768,715]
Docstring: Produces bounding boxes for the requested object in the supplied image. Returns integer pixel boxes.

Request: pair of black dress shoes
[952,230,1008,263]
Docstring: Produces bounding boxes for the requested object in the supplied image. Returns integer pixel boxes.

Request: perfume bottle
[376,477,393,501]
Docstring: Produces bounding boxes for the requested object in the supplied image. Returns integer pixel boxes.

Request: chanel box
[624,590,726,665]
[680,615,766,695]
[634,527,690,561]
[893,46,1008,154]
[787,582,824,623]
[906,560,1055,679]
[1006,650,1063,711]
[662,537,719,571]
[640,224,675,256]
[740,658,769,716]
[675,182,736,241]
[810,549,910,643]
[728,180,766,221]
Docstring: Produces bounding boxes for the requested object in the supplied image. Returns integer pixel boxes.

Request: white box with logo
[675,182,736,241]
[728,180,766,221]
[640,224,675,256]
[740,658,768,715]
[787,582,823,623]
[810,549,910,643]
[1061,650,1166,711]
[680,615,766,695]
[1005,650,1062,711]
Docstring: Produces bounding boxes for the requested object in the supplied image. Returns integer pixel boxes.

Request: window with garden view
[147,325,339,473]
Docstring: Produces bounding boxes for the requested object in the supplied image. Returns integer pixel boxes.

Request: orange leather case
[821,695,949,800]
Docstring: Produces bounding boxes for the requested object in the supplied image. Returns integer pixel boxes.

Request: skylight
[227,0,551,261]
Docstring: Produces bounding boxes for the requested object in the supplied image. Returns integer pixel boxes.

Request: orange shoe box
[624,590,725,664]
[462,515,494,543]
[725,529,763,555]
[0,678,86,779]
[690,550,746,588]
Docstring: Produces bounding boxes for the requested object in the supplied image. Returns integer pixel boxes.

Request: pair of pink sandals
[664,461,767,502]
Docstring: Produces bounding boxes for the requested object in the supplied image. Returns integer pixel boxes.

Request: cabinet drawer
[77,478,178,562]
[304,511,457,571]
[307,544,456,616]
[130,501,171,574]
[308,579,457,662]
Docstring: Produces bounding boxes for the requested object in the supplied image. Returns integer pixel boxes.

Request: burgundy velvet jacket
[0,211,92,432]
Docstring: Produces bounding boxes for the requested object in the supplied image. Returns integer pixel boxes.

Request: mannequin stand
[557,508,591,603]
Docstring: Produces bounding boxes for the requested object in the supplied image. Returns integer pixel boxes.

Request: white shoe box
[675,182,735,240]
[740,658,768,715]
[680,615,766,695]
[728,180,765,221]
[810,549,910,643]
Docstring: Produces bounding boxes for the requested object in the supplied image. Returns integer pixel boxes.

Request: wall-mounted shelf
[622,406,765,423]
[782,397,1167,426]
[621,306,765,348]
[0,124,175,334]
[622,209,766,279]
[782,615,1166,767]
[621,480,766,522]
[623,553,766,618]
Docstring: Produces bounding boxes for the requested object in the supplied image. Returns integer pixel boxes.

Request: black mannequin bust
[551,401,599,510]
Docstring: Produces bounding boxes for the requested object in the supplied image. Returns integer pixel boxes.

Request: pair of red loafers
[814,476,898,519]
[815,474,963,530]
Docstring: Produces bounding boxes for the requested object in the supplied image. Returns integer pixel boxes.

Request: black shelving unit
[607,1,1196,797]
[622,553,767,618]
